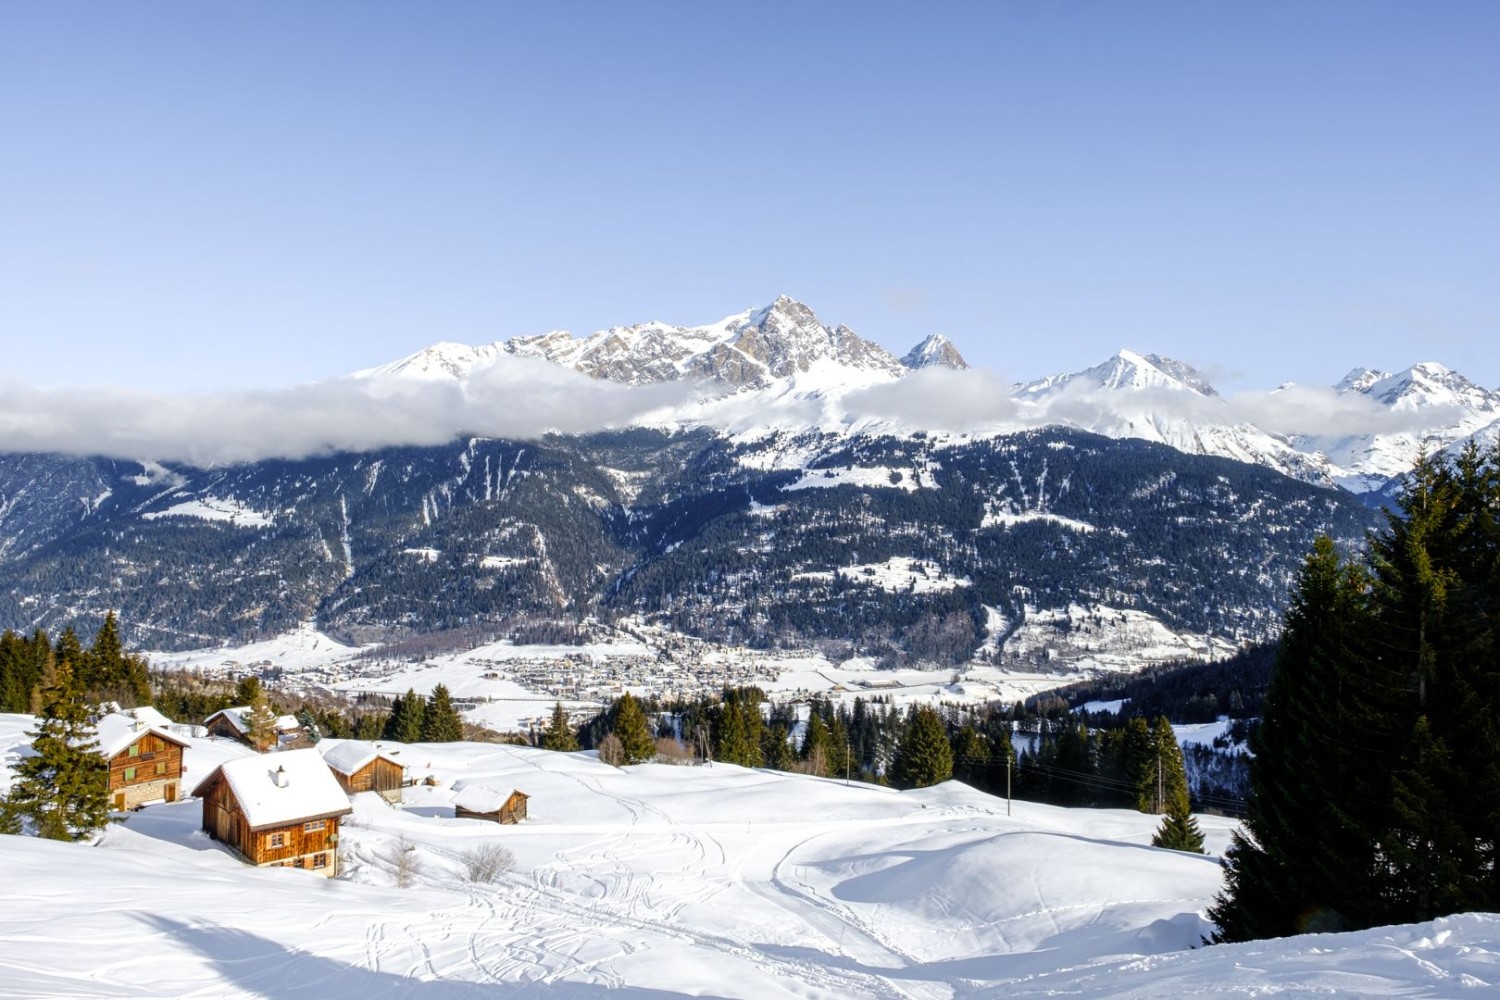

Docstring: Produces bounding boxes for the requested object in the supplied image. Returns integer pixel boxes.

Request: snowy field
[2,715,1496,997]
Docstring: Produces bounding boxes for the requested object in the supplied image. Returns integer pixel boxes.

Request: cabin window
[303,820,326,833]
[123,767,136,781]
[268,832,286,849]
[155,762,167,775]
[128,745,139,756]
[312,853,328,869]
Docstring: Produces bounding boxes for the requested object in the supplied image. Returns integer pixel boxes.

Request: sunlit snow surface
[2,715,1496,998]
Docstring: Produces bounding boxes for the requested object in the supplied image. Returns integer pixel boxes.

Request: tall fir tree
[1149,717,1204,853]
[9,660,110,841]
[420,685,465,742]
[383,689,426,743]
[891,705,953,789]
[1211,536,1375,940]
[611,693,655,765]
[542,702,581,752]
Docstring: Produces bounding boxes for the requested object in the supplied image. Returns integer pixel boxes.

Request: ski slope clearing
[1,720,1495,997]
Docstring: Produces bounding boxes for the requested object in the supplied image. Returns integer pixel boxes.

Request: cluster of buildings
[95,705,528,880]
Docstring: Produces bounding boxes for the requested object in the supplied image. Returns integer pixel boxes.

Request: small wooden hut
[204,705,306,752]
[318,740,406,803]
[453,784,529,824]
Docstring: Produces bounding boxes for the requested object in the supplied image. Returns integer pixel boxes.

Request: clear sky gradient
[2,2,1496,393]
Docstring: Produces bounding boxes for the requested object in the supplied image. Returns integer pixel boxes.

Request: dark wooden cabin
[192,748,352,878]
[204,705,306,752]
[319,741,406,803]
[96,713,190,811]
[453,784,529,824]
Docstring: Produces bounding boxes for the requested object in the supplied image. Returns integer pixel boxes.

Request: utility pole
[845,739,851,786]
[1157,750,1164,815]
[1007,752,1013,817]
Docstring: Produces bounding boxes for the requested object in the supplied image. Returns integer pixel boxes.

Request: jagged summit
[355,297,911,391]
[901,334,968,370]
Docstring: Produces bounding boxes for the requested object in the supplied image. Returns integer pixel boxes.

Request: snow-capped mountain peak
[347,340,512,383]
[1013,350,1217,399]
[901,333,968,370]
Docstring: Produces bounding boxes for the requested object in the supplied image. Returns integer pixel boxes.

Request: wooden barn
[204,705,305,752]
[453,783,529,824]
[318,740,406,803]
[95,712,190,811]
[192,748,352,877]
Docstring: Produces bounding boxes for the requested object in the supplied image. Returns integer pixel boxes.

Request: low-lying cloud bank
[0,358,701,466]
[0,360,1467,467]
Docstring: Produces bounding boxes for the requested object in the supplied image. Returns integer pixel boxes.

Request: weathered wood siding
[335,757,404,798]
[198,771,343,877]
[499,791,528,825]
[250,817,341,870]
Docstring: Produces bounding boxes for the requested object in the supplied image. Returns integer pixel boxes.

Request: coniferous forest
[1212,444,1500,939]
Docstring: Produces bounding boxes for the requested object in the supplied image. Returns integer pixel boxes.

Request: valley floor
[0,718,1494,998]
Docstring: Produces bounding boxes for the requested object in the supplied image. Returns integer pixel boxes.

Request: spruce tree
[542,702,580,752]
[0,793,20,835]
[384,689,426,743]
[419,685,465,742]
[1152,792,1206,853]
[611,693,655,765]
[891,705,953,789]
[801,711,832,776]
[1149,718,1204,853]
[950,724,988,786]
[10,660,110,841]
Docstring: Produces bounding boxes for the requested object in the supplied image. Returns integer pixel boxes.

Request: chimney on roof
[274,765,288,789]
[133,719,146,732]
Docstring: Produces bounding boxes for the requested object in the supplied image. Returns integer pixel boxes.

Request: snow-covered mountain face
[1296,362,1500,493]
[901,333,968,370]
[356,296,921,392]
[1012,350,1334,486]
[347,303,1497,497]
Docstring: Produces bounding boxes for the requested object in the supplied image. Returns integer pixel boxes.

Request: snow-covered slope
[1297,362,1500,492]
[6,716,1493,998]
[1014,350,1334,485]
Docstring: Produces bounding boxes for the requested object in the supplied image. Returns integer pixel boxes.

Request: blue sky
[2,2,1496,393]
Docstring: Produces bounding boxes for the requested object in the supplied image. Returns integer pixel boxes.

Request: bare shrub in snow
[654,737,694,765]
[597,733,625,767]
[460,843,515,883]
[383,835,421,888]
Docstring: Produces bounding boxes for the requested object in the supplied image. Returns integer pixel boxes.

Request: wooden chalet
[95,712,190,811]
[192,748,352,878]
[204,705,305,752]
[318,740,406,803]
[453,783,529,824]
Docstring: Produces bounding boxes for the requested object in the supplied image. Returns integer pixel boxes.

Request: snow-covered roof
[206,706,301,735]
[94,713,188,759]
[318,739,403,777]
[124,706,175,730]
[194,748,351,829]
[452,781,526,815]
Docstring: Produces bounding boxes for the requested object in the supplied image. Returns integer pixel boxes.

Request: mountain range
[348,296,1500,496]
[1,296,1494,668]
